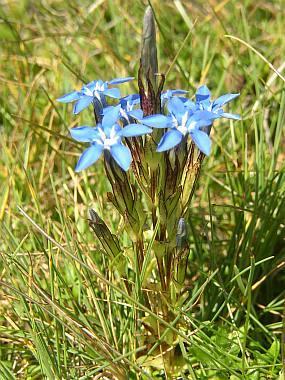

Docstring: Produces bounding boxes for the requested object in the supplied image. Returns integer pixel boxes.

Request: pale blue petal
[199,99,212,111]
[167,97,185,117]
[57,91,80,103]
[171,89,188,95]
[187,111,215,130]
[70,126,98,142]
[86,80,98,91]
[73,96,93,114]
[190,129,212,156]
[128,109,143,119]
[162,90,188,101]
[102,105,114,115]
[194,119,213,128]
[75,144,103,172]
[119,124,152,137]
[108,77,134,85]
[157,129,183,152]
[141,114,170,128]
[213,93,239,108]
[192,110,219,121]
[220,112,241,120]
[103,88,121,99]
[110,143,132,171]
[120,94,140,108]
[196,85,211,102]
[102,105,121,128]
[183,99,197,111]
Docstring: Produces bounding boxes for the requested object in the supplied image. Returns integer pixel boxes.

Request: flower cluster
[57,77,240,171]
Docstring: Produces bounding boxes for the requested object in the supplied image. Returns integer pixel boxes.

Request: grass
[0,0,284,379]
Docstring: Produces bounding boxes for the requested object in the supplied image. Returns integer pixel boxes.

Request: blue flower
[70,105,152,171]
[57,77,134,115]
[140,97,218,155]
[119,94,143,122]
[193,85,241,120]
[102,94,143,125]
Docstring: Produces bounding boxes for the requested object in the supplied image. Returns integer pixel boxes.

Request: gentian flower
[103,94,143,125]
[70,105,152,172]
[192,85,241,120]
[57,77,134,115]
[119,94,143,122]
[139,97,219,155]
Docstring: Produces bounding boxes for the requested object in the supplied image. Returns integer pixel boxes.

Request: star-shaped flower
[192,85,241,120]
[57,77,134,115]
[139,97,218,155]
[70,105,152,171]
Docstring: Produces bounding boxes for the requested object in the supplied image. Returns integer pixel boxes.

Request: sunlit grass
[0,0,284,378]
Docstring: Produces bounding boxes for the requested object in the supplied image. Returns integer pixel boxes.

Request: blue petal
[73,96,93,114]
[120,94,141,109]
[161,89,188,101]
[119,124,152,137]
[193,119,213,129]
[70,126,98,142]
[57,91,81,103]
[129,93,140,103]
[75,144,103,172]
[103,88,121,99]
[183,99,197,111]
[190,129,212,156]
[167,97,185,118]
[187,111,216,130]
[110,143,132,171]
[86,80,99,91]
[102,105,113,115]
[157,129,183,152]
[102,105,121,129]
[128,109,143,120]
[219,112,241,120]
[171,89,188,95]
[213,93,239,108]
[108,77,134,85]
[192,110,219,121]
[141,114,170,128]
[196,85,211,102]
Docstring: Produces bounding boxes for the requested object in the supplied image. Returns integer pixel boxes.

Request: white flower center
[83,87,93,97]
[120,107,129,121]
[94,82,106,91]
[97,126,120,150]
[173,111,189,136]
